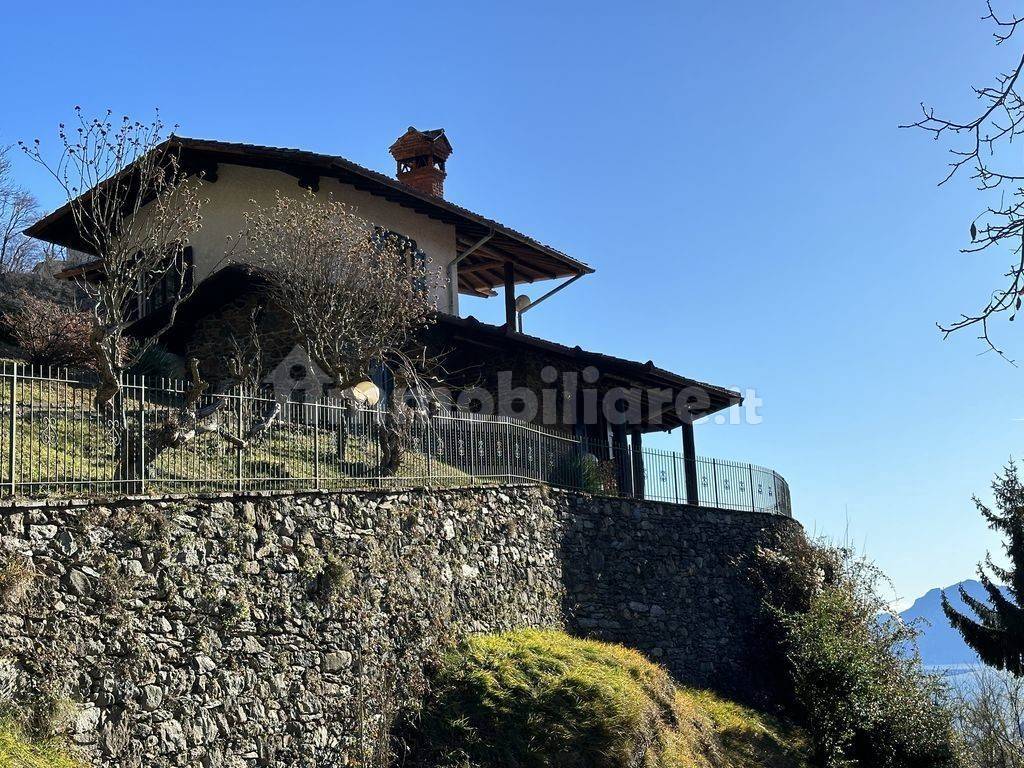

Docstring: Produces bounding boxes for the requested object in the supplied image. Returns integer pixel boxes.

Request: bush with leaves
[126,343,188,380]
[755,534,963,767]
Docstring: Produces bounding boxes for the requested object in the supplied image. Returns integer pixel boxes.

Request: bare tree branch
[904,2,1024,361]
[0,146,42,273]
[20,109,208,407]
[242,192,444,474]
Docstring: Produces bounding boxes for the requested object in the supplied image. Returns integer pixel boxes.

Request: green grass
[0,376,472,495]
[404,629,810,768]
[0,723,81,768]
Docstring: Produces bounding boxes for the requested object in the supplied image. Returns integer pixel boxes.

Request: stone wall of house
[0,485,801,768]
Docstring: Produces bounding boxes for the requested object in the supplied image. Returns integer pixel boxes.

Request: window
[372,227,428,294]
[132,246,194,320]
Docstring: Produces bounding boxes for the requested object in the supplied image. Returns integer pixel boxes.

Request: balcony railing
[0,362,791,516]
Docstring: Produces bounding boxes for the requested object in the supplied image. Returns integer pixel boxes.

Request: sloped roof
[25,136,592,296]
[435,313,741,429]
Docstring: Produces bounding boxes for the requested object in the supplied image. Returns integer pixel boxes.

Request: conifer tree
[944,461,1024,675]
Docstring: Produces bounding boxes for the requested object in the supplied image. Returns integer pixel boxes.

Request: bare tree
[20,109,207,406]
[953,666,1024,768]
[0,146,42,273]
[242,192,441,473]
[905,2,1024,360]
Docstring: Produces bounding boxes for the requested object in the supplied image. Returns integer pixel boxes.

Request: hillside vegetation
[755,534,963,767]
[403,629,810,768]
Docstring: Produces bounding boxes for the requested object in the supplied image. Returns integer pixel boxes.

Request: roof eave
[434,313,741,424]
[24,137,598,282]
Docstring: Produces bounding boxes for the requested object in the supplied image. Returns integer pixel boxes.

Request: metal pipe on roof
[515,272,586,331]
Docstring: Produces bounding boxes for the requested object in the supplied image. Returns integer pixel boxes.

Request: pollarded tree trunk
[378,410,404,477]
[111,392,144,494]
[336,401,351,463]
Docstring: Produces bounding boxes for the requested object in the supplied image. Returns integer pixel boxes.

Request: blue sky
[2,1,1020,602]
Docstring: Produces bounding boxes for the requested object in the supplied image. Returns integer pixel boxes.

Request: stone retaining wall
[559,492,801,698]
[0,485,800,767]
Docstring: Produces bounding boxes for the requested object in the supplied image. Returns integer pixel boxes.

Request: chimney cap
[389,126,453,160]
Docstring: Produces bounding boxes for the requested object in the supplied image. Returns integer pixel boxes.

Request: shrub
[400,629,809,768]
[0,271,82,340]
[554,451,612,494]
[3,290,95,370]
[126,343,188,380]
[756,538,963,768]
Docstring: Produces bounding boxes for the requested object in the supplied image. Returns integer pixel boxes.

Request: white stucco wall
[185,164,460,313]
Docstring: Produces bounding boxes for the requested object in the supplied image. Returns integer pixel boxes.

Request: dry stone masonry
[0,484,800,767]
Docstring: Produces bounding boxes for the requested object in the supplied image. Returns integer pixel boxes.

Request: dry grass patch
[0,722,81,768]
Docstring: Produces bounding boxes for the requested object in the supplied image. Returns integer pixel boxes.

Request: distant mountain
[899,579,1011,667]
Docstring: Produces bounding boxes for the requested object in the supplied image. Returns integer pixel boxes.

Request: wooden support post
[630,429,645,500]
[611,423,632,497]
[503,261,516,328]
[681,421,699,505]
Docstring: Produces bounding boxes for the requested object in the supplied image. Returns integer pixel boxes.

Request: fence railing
[0,362,791,516]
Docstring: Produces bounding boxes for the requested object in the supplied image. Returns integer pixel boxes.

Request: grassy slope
[408,629,809,768]
[2,375,472,494]
[0,725,80,768]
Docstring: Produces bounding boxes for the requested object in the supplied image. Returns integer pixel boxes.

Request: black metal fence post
[7,365,16,496]
[313,398,321,489]
[672,455,680,504]
[235,389,244,493]
[426,412,433,484]
[749,463,756,512]
[469,414,476,485]
[139,376,146,495]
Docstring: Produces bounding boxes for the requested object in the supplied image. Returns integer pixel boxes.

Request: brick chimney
[389,127,453,197]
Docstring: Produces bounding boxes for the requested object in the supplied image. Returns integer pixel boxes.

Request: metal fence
[0,362,791,516]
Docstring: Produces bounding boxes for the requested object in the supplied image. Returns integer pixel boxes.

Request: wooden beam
[458,270,498,297]
[630,429,646,500]
[504,262,516,327]
[681,422,699,505]
[457,254,558,285]
[459,287,498,298]
[612,423,634,497]
[458,259,507,275]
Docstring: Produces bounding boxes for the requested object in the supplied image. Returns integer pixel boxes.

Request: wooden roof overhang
[25,137,593,297]
[434,314,741,433]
